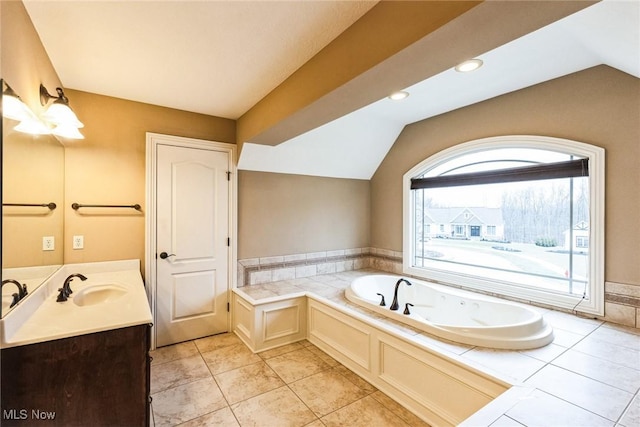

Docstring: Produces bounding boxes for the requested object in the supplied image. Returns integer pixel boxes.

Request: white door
[155,144,230,347]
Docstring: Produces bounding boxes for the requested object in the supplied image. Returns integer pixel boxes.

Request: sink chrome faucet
[2,279,28,308]
[57,274,87,302]
[390,278,412,311]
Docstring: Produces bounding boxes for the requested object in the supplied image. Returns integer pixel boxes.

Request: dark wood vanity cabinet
[1,324,151,426]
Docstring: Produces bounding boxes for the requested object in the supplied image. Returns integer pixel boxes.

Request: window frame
[576,236,589,249]
[402,135,605,315]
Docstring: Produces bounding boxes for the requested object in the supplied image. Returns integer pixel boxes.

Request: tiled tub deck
[235,269,639,427]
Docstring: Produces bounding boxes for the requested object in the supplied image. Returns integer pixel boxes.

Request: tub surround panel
[232,269,639,426]
[232,293,307,353]
[309,303,372,371]
[377,336,494,423]
[263,304,302,342]
[307,299,507,426]
[233,277,508,426]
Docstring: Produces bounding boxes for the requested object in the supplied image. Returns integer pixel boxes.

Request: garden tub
[345,274,553,350]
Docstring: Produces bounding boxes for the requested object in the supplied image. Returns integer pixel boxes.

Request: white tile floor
[153,269,640,426]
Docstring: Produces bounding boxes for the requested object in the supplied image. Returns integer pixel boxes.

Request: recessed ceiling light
[388,91,409,101]
[455,59,483,73]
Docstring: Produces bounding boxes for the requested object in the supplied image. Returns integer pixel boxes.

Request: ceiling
[23,0,378,118]
[24,0,639,180]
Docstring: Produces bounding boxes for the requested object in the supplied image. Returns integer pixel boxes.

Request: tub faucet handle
[376,293,386,306]
[403,303,414,315]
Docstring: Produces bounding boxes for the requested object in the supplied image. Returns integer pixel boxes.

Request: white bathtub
[345,274,553,350]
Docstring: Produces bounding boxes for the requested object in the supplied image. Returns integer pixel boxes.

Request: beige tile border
[238,248,402,287]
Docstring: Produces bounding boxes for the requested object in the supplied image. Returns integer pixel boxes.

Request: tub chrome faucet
[2,279,28,308]
[390,278,412,311]
[57,274,87,302]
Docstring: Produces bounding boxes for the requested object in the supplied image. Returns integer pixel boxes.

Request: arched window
[403,136,604,315]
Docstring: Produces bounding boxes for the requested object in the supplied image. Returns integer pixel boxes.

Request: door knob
[159,252,175,259]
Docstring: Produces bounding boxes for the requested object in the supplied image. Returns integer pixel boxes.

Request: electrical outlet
[43,236,55,251]
[72,235,84,250]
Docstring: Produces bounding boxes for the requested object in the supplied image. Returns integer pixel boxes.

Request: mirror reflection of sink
[73,284,128,307]
[2,295,15,314]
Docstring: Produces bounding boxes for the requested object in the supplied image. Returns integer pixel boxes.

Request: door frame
[145,132,237,350]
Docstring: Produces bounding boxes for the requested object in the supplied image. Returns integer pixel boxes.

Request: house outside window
[403,136,605,315]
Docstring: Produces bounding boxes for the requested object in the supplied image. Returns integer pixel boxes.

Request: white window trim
[402,135,605,315]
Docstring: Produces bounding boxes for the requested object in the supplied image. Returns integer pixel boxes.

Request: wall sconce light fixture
[3,81,51,135]
[2,82,32,122]
[13,116,53,135]
[40,84,84,139]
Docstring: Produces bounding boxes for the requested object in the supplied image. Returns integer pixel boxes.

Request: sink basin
[73,284,128,307]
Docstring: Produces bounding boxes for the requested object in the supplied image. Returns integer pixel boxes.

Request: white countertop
[1,260,153,348]
[2,265,61,316]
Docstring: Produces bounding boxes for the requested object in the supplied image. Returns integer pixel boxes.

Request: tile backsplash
[237,248,402,287]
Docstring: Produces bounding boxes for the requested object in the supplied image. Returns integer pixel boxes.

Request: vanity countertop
[1,265,61,316]
[0,260,152,348]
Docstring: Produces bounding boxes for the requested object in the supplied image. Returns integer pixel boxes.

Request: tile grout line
[535,387,626,424]
[519,321,637,424]
[156,351,226,427]
[196,339,245,427]
[615,389,638,426]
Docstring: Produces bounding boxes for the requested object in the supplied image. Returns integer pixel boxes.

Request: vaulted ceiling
[24,0,640,179]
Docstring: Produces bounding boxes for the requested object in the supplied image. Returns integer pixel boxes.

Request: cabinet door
[1,325,150,426]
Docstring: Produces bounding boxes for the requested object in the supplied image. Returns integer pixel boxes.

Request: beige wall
[238,171,370,259]
[371,65,640,286]
[6,0,638,292]
[65,94,373,267]
[2,0,372,274]
[2,0,237,274]
[2,0,65,267]
[62,90,235,273]
[0,1,61,114]
[2,130,64,267]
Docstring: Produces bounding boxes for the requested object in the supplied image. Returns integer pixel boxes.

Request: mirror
[2,81,65,317]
